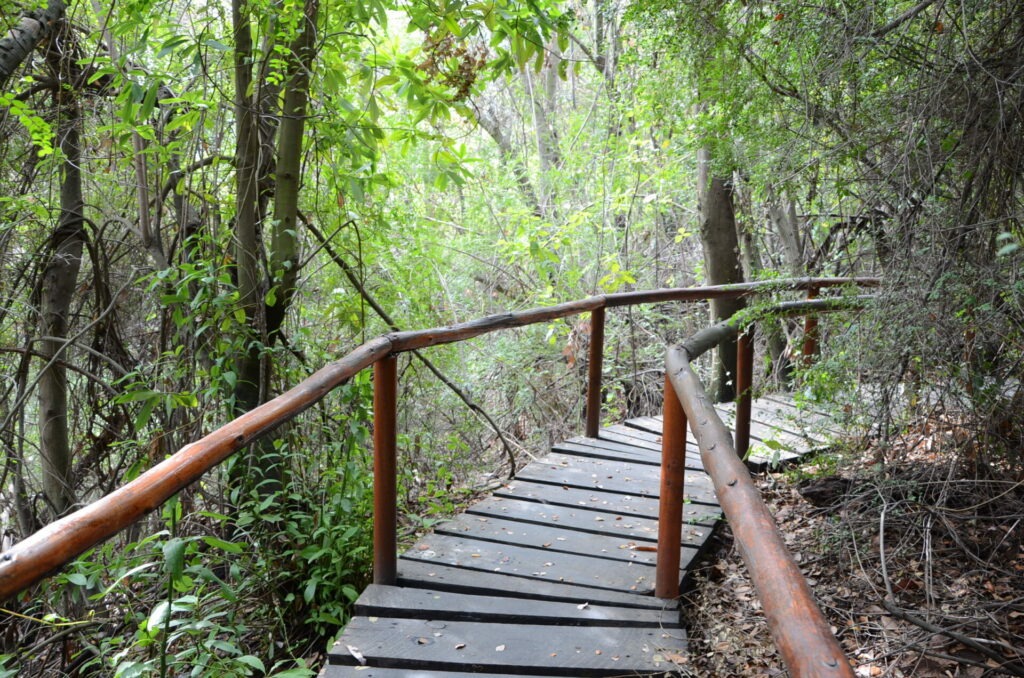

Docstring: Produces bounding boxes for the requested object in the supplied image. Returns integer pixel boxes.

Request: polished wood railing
[0,277,876,606]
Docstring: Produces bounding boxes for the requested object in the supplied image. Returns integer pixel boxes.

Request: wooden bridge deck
[319,395,832,677]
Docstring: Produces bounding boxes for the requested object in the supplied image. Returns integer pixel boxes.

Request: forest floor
[678,427,1024,677]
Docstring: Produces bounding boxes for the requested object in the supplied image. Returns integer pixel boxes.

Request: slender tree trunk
[229,0,284,499]
[697,148,744,402]
[767,189,805,276]
[231,0,265,418]
[38,37,86,517]
[267,0,318,345]
[735,185,792,385]
[476,104,542,217]
[521,46,562,216]
[0,0,66,88]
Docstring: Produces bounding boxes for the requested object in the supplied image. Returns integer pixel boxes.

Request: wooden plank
[516,452,660,496]
[433,512,691,566]
[634,411,811,466]
[561,436,707,471]
[400,533,660,594]
[320,666,557,678]
[748,397,841,435]
[555,439,662,466]
[513,455,721,506]
[494,480,722,522]
[597,426,666,451]
[602,423,668,446]
[621,416,666,435]
[760,392,833,418]
[716,401,833,444]
[397,559,670,609]
[329,617,686,676]
[465,496,714,545]
[353,584,681,628]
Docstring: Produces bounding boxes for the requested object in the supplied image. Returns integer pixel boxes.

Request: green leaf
[303,578,318,603]
[146,600,170,631]
[138,83,159,121]
[202,536,244,554]
[236,656,265,673]
[203,38,230,52]
[163,538,187,579]
[135,397,158,429]
[66,573,89,586]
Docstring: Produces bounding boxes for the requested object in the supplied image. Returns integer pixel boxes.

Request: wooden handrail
[0,277,877,601]
[655,298,870,677]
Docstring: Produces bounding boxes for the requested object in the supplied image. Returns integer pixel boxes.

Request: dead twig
[881,599,1024,676]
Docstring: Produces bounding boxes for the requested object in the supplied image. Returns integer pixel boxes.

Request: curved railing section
[0,277,876,604]
[655,298,869,678]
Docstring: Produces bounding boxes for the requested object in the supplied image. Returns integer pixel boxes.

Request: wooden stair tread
[328,617,685,676]
[325,393,826,676]
[354,584,680,627]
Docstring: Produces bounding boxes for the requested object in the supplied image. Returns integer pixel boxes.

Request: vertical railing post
[655,370,687,599]
[585,305,606,438]
[735,326,754,459]
[373,354,398,585]
[802,286,819,367]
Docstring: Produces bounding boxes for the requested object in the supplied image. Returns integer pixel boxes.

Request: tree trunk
[230,0,281,498]
[767,189,805,276]
[232,0,265,416]
[0,0,65,88]
[521,45,562,216]
[38,36,86,517]
[697,147,744,402]
[476,103,542,217]
[267,0,318,345]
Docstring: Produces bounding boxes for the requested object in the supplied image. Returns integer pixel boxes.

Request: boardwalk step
[432,513,675,566]
[494,480,721,524]
[326,394,821,676]
[354,584,681,628]
[401,533,660,594]
[514,453,720,505]
[397,559,669,609]
[328,617,686,677]
[465,496,713,545]
[320,667,560,678]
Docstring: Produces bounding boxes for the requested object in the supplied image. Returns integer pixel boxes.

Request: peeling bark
[697,148,745,402]
[0,0,65,89]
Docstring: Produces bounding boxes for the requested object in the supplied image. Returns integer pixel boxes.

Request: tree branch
[304,215,520,476]
[0,0,66,89]
[881,599,1024,676]
[871,0,939,39]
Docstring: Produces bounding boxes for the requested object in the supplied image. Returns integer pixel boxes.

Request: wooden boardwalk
[320,395,832,677]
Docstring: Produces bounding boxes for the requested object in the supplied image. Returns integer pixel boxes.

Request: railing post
[802,286,819,367]
[373,354,398,585]
[655,370,687,599]
[585,306,606,438]
[735,326,754,459]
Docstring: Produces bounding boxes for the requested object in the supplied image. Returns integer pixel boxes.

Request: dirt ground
[676,431,1024,677]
